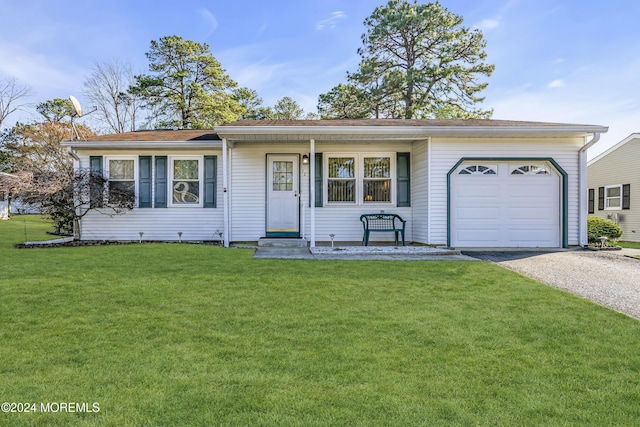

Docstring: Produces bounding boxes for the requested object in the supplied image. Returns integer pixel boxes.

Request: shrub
[587,215,623,244]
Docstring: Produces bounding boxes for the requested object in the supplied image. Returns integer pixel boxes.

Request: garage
[450,162,561,247]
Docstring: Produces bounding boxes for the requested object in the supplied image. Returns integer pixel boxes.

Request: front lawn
[617,241,640,249]
[1,216,639,425]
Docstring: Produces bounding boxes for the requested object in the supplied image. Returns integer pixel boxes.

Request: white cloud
[315,11,347,31]
[485,85,639,160]
[474,18,500,32]
[548,79,565,88]
[198,9,219,36]
[0,41,84,93]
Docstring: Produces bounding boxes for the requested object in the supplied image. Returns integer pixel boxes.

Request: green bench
[360,213,406,246]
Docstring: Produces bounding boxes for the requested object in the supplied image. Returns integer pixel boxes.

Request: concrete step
[258,238,308,248]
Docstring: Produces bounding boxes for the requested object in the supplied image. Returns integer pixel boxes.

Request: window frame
[105,156,138,207]
[323,152,396,206]
[457,164,498,175]
[604,184,623,210]
[509,164,550,175]
[169,156,204,208]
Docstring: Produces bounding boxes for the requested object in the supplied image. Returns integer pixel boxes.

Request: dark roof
[218,119,589,127]
[88,129,220,142]
[80,119,606,142]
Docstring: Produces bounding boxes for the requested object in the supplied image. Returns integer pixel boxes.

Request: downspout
[578,132,601,246]
[222,138,229,248]
[427,137,432,244]
[310,138,316,248]
[67,146,80,163]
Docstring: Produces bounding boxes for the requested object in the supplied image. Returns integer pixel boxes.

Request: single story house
[587,133,639,242]
[62,119,608,248]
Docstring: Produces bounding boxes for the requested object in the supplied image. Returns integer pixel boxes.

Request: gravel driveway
[464,249,640,320]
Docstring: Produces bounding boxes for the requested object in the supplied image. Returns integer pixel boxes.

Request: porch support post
[310,138,316,248]
[222,138,230,248]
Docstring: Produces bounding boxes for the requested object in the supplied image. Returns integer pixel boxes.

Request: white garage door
[451,163,560,247]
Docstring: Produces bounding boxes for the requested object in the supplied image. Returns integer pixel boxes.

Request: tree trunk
[73,218,80,240]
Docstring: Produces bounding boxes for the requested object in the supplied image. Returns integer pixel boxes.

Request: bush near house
[587,215,623,244]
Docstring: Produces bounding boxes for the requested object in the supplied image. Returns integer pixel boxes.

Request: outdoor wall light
[302,154,309,164]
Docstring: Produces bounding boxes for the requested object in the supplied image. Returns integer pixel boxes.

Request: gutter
[579,132,601,153]
[67,146,80,162]
[215,125,609,138]
[61,141,222,149]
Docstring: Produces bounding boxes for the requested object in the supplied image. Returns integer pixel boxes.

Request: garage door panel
[456,183,500,198]
[456,207,500,220]
[508,228,558,245]
[455,228,501,245]
[507,207,559,220]
[451,162,560,247]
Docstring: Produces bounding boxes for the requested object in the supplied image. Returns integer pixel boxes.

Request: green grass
[617,241,640,249]
[1,216,640,426]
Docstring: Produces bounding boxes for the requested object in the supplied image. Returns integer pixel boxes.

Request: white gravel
[310,245,458,255]
[490,250,640,320]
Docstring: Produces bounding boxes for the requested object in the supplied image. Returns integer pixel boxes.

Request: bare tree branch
[84,60,142,133]
[0,78,31,128]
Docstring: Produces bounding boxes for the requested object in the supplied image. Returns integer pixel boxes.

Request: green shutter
[397,152,410,207]
[204,155,217,208]
[314,153,323,207]
[138,156,152,208]
[155,156,168,208]
[89,156,103,207]
[89,156,103,174]
[622,184,631,210]
[598,187,604,210]
[588,188,595,214]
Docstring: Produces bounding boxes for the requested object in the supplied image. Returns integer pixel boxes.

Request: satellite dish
[69,95,82,117]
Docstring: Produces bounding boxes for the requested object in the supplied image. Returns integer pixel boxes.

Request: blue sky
[1,0,639,158]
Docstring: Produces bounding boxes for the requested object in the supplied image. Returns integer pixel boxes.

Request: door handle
[294,191,298,197]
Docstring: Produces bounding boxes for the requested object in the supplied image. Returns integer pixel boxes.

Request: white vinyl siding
[429,137,583,246]
[588,136,640,242]
[230,142,413,243]
[410,139,428,243]
[75,150,223,241]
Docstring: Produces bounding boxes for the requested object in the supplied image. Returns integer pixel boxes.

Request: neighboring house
[587,133,639,242]
[0,172,16,220]
[9,199,41,215]
[62,119,607,248]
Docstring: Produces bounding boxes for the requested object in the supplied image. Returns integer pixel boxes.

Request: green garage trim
[446,157,569,248]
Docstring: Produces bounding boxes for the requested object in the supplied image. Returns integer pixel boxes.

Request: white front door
[266,154,300,236]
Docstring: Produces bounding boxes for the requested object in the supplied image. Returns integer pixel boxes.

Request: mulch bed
[14,240,222,249]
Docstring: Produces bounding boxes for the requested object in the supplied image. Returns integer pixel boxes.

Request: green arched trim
[446,157,568,248]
